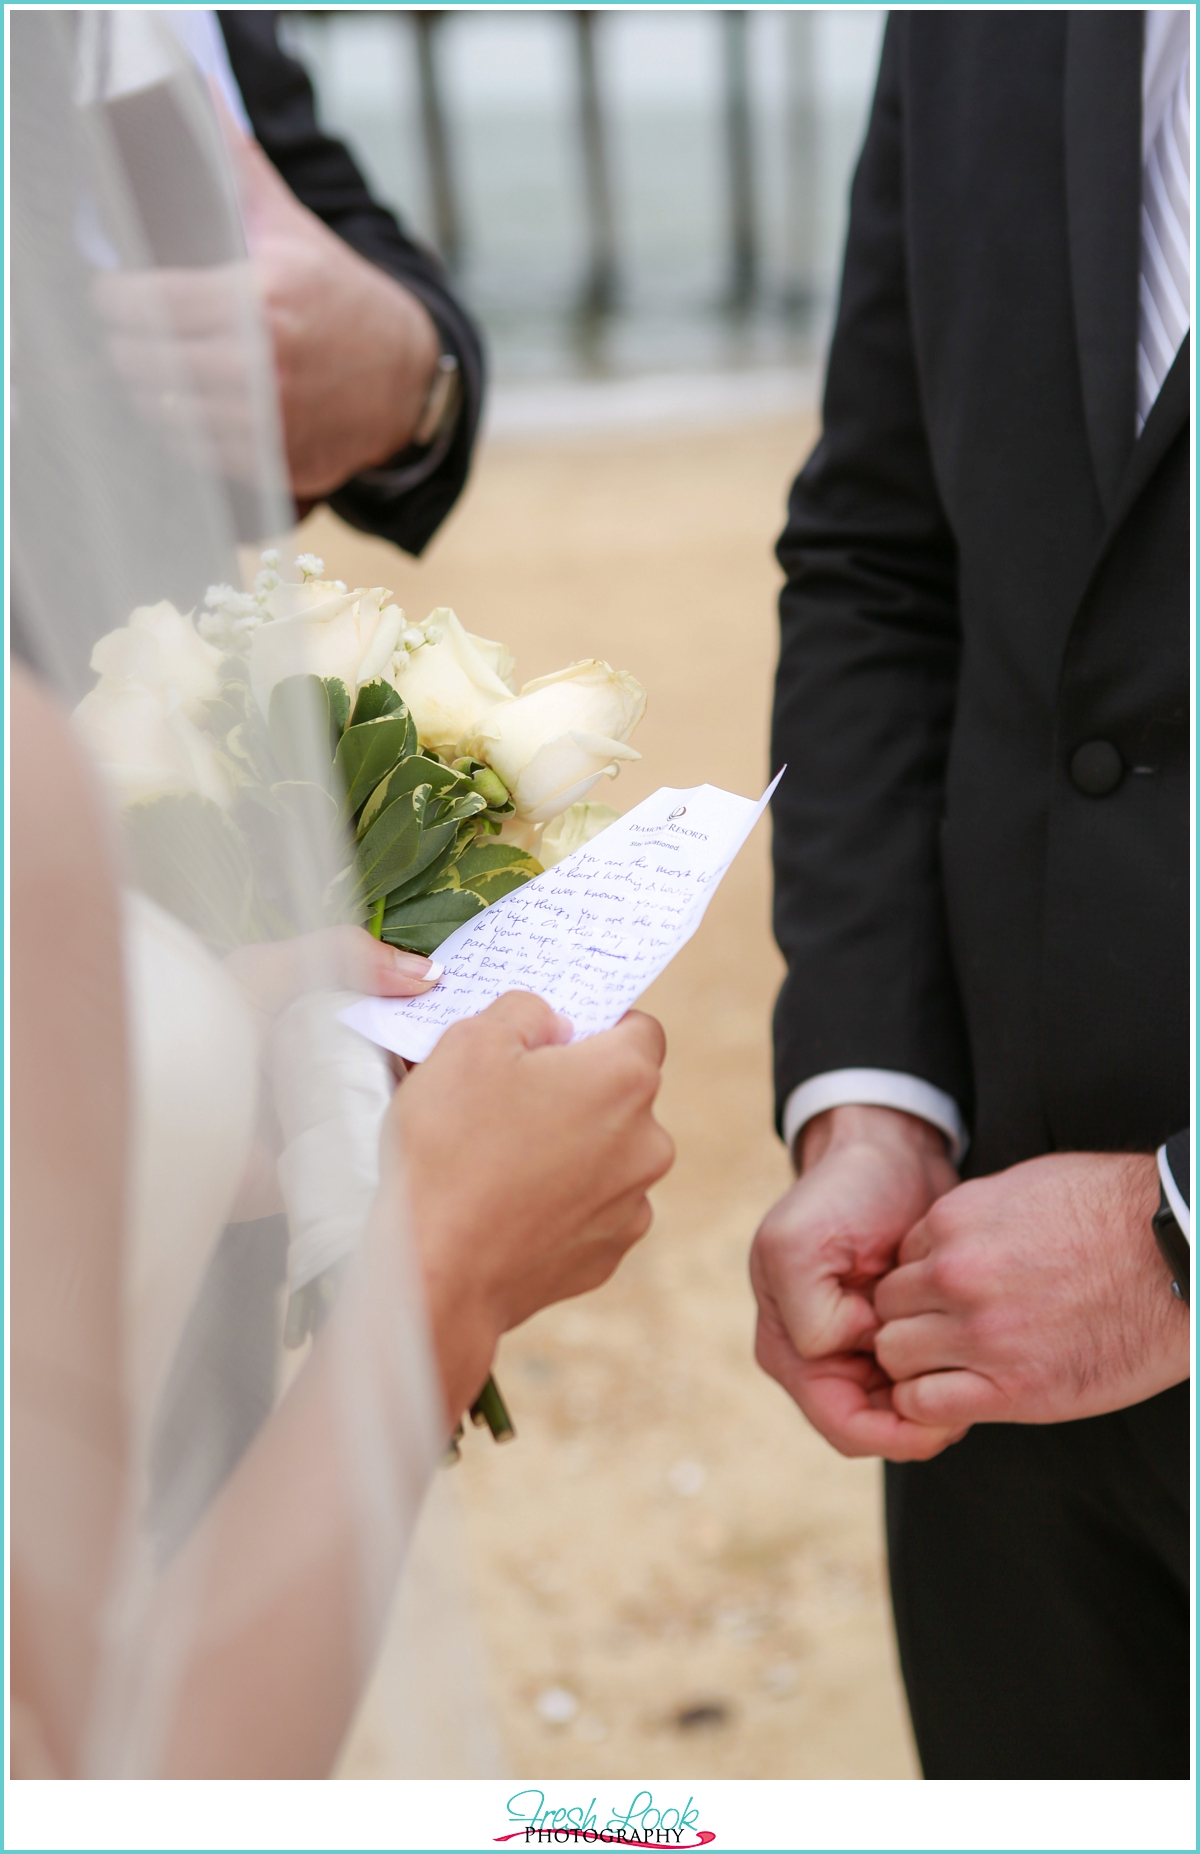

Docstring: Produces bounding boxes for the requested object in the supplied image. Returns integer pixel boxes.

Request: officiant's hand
[231,133,441,500]
[92,136,441,501]
[873,1151,1189,1427]
[750,1105,966,1460]
[391,992,674,1423]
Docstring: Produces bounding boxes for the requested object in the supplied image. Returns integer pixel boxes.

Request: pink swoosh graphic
[494,1834,715,1849]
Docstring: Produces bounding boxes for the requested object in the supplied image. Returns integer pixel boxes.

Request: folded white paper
[339,772,784,1063]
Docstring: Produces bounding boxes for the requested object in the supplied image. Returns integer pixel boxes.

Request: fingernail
[391,948,434,979]
[424,961,444,983]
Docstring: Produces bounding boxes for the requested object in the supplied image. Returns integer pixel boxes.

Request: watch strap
[1153,1183,1190,1307]
[412,352,461,448]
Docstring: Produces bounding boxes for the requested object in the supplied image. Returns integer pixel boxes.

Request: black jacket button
[1070,740,1124,796]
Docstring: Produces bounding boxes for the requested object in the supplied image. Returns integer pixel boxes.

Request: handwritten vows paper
[340,773,783,1063]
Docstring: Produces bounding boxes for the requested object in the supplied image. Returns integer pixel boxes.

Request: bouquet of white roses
[74,553,646,1449]
[75,550,646,956]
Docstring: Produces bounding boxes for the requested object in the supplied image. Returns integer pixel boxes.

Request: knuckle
[494,988,546,1026]
[628,1197,655,1244]
[873,1327,900,1375]
[436,1016,476,1056]
[612,1052,660,1114]
[929,1242,975,1302]
[621,1062,656,1109]
[924,1195,959,1242]
[902,1377,934,1423]
[646,1124,675,1181]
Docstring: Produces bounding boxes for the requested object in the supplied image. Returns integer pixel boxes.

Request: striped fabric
[1137,54,1192,435]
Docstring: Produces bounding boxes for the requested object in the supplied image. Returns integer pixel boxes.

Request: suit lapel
[1063,336,1190,632]
[1104,334,1190,540]
[1064,10,1142,518]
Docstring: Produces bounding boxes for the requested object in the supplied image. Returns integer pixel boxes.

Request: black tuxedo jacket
[771,11,1190,1178]
[217,10,484,556]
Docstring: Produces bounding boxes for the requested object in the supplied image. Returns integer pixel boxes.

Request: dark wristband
[1152,1183,1190,1307]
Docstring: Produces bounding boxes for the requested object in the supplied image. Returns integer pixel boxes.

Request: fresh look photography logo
[496,1790,714,1848]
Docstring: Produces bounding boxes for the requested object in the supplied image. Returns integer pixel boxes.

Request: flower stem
[470,1373,516,1443]
[368,897,385,939]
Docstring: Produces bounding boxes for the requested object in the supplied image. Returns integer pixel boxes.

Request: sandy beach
[297,408,918,1781]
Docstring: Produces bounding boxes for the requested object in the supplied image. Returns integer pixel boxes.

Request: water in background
[281,9,883,389]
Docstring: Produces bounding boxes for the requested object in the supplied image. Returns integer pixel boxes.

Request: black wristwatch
[1152,1183,1190,1307]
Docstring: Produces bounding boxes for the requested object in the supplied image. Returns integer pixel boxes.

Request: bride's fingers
[576,1184,657,1253]
[610,1008,668,1068]
[304,926,443,998]
[225,926,442,1021]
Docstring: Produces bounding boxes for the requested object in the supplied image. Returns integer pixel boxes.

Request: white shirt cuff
[782,1069,969,1166]
[1157,1143,1191,1241]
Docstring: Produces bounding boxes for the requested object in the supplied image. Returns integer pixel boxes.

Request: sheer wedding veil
[10,10,458,1777]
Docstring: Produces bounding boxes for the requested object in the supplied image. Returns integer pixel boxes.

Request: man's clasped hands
[750,1104,1189,1461]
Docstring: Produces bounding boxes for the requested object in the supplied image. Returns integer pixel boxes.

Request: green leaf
[437,839,543,905]
[269,779,341,833]
[349,678,407,730]
[474,866,536,902]
[124,792,255,951]
[355,754,467,842]
[353,789,424,907]
[429,789,488,828]
[266,779,348,922]
[268,675,335,790]
[322,676,351,740]
[455,840,544,886]
[334,714,416,819]
[381,888,485,956]
[202,687,252,738]
[222,720,272,784]
[377,818,461,906]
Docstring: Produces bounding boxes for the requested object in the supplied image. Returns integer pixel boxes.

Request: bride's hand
[224,926,439,1037]
[221,927,438,1220]
[385,991,675,1422]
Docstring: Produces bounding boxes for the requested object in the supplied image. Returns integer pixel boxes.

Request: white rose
[471,660,645,823]
[89,600,221,723]
[390,607,514,758]
[466,631,516,693]
[73,678,233,809]
[538,801,620,867]
[249,581,404,716]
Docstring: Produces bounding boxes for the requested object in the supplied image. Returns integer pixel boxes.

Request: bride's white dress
[121,890,259,1459]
